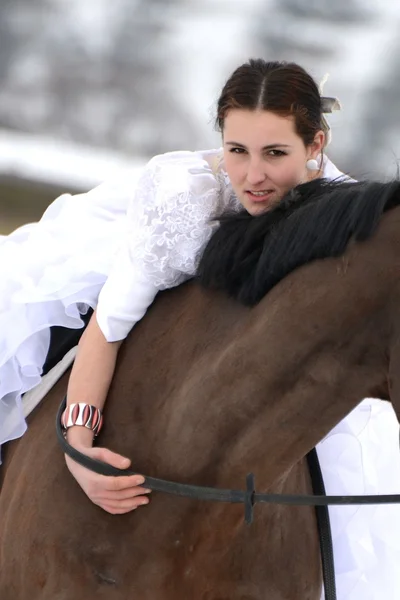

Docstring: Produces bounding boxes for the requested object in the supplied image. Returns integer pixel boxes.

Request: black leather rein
[56,396,400,524]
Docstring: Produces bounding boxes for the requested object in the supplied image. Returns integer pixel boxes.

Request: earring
[306,158,319,171]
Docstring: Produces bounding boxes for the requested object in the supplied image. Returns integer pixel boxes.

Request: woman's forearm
[66,309,123,447]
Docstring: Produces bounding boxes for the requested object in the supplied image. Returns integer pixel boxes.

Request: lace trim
[125,159,240,290]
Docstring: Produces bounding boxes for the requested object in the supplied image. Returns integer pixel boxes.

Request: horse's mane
[197,178,400,305]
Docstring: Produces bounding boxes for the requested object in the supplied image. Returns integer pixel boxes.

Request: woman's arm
[65,308,122,448]
[64,149,222,513]
[64,311,151,514]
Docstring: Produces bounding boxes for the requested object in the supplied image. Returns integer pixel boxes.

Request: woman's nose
[246,160,267,186]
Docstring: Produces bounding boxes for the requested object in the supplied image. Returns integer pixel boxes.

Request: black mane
[197,178,400,305]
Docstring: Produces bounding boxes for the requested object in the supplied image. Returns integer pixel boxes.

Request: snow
[0,129,144,190]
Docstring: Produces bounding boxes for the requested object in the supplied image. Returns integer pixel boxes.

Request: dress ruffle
[0,181,132,446]
[318,398,400,598]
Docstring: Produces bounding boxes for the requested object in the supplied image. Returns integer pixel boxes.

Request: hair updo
[216,59,329,148]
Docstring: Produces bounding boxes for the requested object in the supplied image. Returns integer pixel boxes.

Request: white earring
[306,158,319,171]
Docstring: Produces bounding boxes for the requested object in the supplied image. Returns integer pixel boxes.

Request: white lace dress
[0,148,399,599]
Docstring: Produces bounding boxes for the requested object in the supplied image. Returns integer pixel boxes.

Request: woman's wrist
[66,425,95,449]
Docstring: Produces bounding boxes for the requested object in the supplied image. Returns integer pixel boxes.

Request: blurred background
[1,0,399,233]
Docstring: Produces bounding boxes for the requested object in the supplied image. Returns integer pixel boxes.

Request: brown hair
[216,59,327,148]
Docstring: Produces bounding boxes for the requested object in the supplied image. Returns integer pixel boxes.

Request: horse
[1,177,400,600]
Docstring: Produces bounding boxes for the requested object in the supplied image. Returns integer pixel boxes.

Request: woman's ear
[311,130,325,156]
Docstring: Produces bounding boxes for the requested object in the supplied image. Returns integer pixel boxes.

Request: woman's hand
[65,444,152,515]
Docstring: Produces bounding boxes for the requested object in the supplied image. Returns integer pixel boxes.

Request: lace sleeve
[96,151,224,342]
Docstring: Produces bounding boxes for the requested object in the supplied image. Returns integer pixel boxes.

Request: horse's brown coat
[1,207,400,599]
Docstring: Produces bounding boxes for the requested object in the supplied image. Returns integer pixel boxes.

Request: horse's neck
[112,214,400,491]
[144,282,386,491]
[216,222,400,487]
[177,247,393,489]
[216,272,391,487]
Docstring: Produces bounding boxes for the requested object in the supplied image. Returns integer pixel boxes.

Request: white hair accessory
[319,72,330,94]
[321,96,342,114]
[318,73,341,146]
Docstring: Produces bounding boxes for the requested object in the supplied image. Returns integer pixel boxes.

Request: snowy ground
[0,129,144,191]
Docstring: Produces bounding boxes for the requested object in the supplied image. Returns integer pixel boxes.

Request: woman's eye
[268,149,286,157]
[229,147,246,154]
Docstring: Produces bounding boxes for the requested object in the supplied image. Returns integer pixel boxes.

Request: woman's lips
[246,190,275,202]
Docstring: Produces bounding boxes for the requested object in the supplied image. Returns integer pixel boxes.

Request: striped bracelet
[61,401,103,438]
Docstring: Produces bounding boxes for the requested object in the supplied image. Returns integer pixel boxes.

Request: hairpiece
[319,73,341,146]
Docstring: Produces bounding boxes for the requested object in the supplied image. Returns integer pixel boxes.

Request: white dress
[0,148,399,599]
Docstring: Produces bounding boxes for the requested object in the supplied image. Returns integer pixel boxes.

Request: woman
[1,59,400,598]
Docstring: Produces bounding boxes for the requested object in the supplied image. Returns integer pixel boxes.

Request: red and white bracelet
[61,403,103,438]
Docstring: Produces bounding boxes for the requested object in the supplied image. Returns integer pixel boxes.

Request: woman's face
[223,109,324,216]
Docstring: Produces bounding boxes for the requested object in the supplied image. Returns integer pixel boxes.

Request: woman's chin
[247,198,279,216]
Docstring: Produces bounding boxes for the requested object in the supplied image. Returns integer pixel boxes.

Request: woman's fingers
[98,495,150,514]
[103,474,146,491]
[85,474,151,500]
[89,446,132,470]
[85,474,150,496]
[96,484,152,501]
[98,504,144,515]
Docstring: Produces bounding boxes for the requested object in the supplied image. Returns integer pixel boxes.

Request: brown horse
[1,178,400,600]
